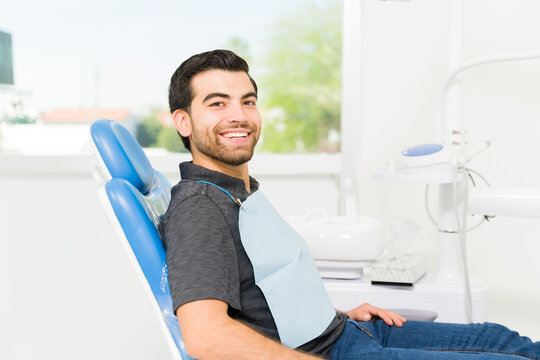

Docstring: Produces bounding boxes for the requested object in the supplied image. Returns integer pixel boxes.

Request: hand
[345,303,406,327]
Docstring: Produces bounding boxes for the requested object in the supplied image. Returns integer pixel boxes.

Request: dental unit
[292,0,540,324]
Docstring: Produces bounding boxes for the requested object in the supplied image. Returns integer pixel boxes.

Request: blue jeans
[331,319,539,359]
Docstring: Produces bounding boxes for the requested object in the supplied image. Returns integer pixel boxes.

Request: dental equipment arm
[440,50,540,220]
[439,51,540,142]
[177,300,323,360]
[468,188,540,218]
[449,140,491,169]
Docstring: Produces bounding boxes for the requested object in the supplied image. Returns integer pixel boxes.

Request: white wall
[0,123,91,154]
[0,156,173,359]
[356,0,540,338]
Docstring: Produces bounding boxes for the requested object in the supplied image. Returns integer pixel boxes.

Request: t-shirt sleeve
[162,194,241,313]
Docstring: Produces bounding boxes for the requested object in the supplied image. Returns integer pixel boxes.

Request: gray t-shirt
[159,162,347,358]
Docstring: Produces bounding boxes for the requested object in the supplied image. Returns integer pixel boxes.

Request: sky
[0,0,326,114]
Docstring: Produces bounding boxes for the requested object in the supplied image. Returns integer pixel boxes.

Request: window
[0,0,342,155]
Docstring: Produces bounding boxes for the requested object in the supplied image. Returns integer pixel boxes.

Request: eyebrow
[242,92,258,100]
[202,92,258,103]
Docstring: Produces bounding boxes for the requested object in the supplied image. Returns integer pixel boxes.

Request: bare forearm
[185,317,322,360]
[178,299,323,359]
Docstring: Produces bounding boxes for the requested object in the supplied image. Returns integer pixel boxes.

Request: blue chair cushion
[91,119,154,194]
[105,178,193,358]
[105,177,172,308]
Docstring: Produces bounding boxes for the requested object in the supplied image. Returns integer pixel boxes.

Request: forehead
[190,70,255,101]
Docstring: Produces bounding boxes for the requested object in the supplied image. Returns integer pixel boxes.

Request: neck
[192,154,251,194]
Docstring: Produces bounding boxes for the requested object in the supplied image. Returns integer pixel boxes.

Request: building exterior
[40,108,137,133]
[0,30,14,85]
[0,108,138,155]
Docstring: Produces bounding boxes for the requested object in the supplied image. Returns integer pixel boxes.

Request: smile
[222,132,249,139]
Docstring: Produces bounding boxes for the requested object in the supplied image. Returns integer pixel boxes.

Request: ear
[172,109,192,137]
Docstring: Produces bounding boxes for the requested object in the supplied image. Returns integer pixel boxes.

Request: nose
[227,102,248,123]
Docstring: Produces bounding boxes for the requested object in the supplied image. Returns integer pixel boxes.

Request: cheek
[191,113,218,133]
[249,111,262,127]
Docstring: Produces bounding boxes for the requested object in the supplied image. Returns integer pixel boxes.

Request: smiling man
[160,50,539,360]
[170,63,261,191]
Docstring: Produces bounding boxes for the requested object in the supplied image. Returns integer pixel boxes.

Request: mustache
[215,123,258,133]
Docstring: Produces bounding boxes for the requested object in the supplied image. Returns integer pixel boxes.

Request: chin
[220,152,254,166]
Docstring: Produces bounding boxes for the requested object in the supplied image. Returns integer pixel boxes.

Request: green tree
[2,99,37,124]
[224,37,252,64]
[3,114,36,124]
[258,1,342,153]
[157,126,188,153]
[136,116,162,147]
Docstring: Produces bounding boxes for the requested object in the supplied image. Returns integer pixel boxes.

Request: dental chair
[85,119,439,360]
[86,119,193,360]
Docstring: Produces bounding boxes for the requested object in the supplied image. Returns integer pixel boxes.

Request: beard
[190,122,260,166]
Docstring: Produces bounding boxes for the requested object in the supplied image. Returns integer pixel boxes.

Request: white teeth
[223,132,248,138]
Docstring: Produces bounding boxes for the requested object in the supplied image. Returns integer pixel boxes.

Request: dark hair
[168,49,258,152]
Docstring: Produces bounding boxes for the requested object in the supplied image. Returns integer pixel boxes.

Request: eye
[244,100,257,106]
[209,101,225,107]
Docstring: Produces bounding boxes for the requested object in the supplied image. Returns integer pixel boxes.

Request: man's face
[187,70,261,166]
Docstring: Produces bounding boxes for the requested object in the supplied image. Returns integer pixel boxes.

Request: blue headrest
[91,119,154,194]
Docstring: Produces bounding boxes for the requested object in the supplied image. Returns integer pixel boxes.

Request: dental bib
[197,181,335,348]
[239,190,335,348]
